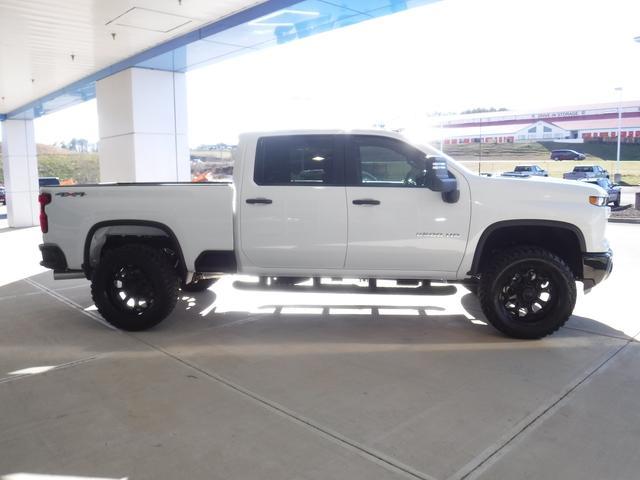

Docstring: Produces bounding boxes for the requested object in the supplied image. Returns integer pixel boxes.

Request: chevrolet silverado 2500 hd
[38,130,613,339]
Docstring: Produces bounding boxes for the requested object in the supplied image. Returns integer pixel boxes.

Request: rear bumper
[582,249,613,292]
[39,244,68,270]
[39,244,85,279]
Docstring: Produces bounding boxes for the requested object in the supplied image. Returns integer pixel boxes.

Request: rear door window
[254,135,342,186]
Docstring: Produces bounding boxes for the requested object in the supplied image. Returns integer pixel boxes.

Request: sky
[29,0,640,147]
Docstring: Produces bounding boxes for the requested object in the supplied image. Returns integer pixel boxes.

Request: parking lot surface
[0,220,638,480]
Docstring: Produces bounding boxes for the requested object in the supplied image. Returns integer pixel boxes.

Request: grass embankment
[0,147,230,184]
[443,142,640,185]
[0,154,100,184]
[0,143,100,184]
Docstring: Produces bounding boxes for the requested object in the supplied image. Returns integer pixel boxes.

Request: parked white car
[39,130,613,339]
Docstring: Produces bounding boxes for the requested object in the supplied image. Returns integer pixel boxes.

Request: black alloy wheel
[91,244,179,331]
[478,247,576,339]
[497,264,558,322]
[108,265,156,314]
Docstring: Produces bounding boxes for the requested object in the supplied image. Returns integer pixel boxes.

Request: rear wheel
[91,244,179,331]
[478,247,576,339]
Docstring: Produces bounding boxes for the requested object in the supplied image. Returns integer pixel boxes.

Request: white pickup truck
[38,130,613,339]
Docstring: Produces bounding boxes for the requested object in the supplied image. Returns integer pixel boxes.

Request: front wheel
[478,247,576,339]
[91,244,179,331]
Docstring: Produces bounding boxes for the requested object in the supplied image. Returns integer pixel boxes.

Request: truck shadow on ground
[230,279,458,296]
[162,281,633,344]
[1,273,631,354]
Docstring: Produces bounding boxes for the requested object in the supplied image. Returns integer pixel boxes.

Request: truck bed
[41,182,235,272]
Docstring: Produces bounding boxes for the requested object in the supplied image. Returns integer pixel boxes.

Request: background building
[431,101,640,145]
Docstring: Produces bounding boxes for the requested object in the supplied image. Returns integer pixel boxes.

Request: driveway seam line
[24,278,118,330]
[0,283,87,301]
[0,355,99,384]
[563,325,638,342]
[448,339,632,480]
[0,289,47,301]
[131,334,439,480]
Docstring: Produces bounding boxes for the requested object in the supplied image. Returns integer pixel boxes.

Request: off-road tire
[181,278,217,292]
[478,246,576,339]
[91,244,179,331]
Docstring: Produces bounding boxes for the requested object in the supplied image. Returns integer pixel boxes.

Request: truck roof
[240,129,406,140]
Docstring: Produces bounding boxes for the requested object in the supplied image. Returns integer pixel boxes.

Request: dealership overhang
[0,0,437,228]
[1,0,435,121]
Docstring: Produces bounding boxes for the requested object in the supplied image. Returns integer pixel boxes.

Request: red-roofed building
[432,101,640,144]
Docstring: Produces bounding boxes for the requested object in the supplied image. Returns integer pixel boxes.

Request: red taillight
[38,193,51,233]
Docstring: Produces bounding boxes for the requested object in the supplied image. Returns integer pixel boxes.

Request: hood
[470,173,606,203]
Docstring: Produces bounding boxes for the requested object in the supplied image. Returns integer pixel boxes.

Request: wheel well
[472,224,584,279]
[83,221,187,279]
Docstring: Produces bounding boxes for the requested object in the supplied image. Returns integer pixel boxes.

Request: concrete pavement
[0,223,638,480]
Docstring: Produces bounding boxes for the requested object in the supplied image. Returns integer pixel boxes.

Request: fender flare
[469,219,586,274]
[83,220,187,278]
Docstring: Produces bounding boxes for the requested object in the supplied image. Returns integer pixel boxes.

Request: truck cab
[236,131,466,277]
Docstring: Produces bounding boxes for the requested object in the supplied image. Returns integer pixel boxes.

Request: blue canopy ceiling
[2,0,437,121]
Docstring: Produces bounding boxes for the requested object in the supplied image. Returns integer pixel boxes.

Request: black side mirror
[425,156,459,203]
[429,175,458,193]
[442,189,460,203]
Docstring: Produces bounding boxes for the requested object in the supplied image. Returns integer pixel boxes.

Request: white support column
[1,119,39,227]
[96,67,190,182]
